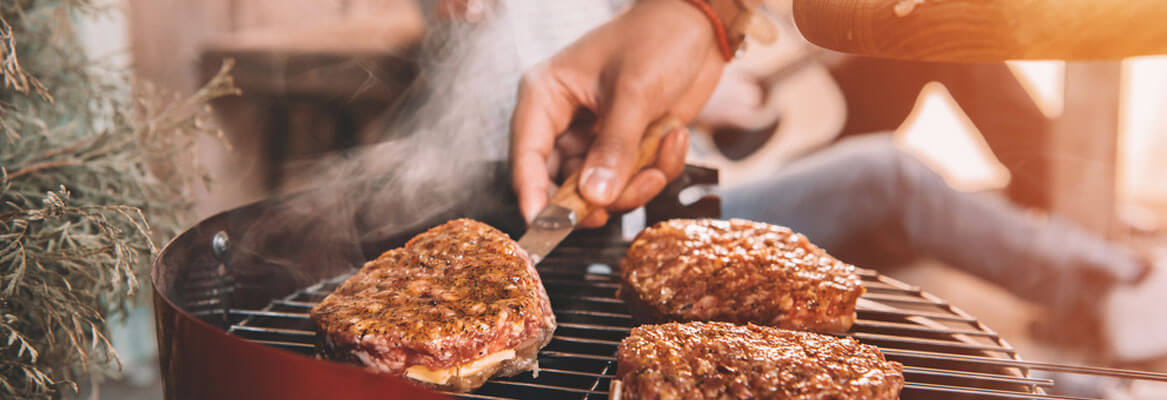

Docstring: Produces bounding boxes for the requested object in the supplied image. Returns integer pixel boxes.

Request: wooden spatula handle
[792,0,1167,62]
[549,116,684,224]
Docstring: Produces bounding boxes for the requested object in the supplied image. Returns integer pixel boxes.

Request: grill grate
[194,239,1167,399]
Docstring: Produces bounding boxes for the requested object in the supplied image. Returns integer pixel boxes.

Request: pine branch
[0,1,240,397]
[6,160,82,180]
[0,12,49,102]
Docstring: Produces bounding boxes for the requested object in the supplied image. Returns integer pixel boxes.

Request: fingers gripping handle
[550,116,683,224]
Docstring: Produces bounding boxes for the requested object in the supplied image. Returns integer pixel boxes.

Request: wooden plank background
[127,0,423,216]
[129,0,418,92]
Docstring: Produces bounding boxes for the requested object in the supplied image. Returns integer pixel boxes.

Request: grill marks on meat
[620,219,863,333]
[310,219,555,392]
[616,321,904,400]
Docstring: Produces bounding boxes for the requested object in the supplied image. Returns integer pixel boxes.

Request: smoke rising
[234,0,622,274]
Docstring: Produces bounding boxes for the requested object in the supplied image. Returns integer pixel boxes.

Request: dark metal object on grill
[154,164,1167,400]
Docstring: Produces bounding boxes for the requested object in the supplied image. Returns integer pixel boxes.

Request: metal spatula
[517,116,683,264]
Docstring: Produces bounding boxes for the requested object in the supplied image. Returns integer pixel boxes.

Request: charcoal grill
[154,165,1167,399]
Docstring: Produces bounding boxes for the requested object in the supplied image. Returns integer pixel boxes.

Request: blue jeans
[721,133,1145,312]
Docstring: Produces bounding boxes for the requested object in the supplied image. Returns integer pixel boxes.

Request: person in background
[422,0,1153,352]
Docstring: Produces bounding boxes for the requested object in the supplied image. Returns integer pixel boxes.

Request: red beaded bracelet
[683,0,735,61]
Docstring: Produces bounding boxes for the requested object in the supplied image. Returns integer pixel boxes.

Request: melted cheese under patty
[405,349,517,385]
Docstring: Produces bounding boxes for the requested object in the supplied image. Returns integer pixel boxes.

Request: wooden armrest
[792,0,1167,62]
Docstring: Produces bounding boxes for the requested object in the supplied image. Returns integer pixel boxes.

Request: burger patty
[309,219,556,392]
[616,321,904,400]
[620,219,863,333]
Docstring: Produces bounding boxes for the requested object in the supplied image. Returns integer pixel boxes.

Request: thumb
[579,95,652,206]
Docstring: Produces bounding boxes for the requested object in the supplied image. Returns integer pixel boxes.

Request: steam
[348,0,620,233]
[235,0,622,272]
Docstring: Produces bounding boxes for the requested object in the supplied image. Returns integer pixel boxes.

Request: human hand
[510,0,727,227]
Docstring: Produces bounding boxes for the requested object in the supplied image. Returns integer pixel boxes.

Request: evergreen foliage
[1,1,239,397]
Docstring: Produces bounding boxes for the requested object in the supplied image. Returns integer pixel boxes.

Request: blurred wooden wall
[129,0,419,92]
[128,0,424,217]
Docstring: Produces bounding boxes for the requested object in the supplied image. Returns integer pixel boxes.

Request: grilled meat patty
[620,219,863,333]
[616,321,904,400]
[310,219,556,392]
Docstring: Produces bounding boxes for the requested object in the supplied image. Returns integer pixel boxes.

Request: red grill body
[154,165,1159,399]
